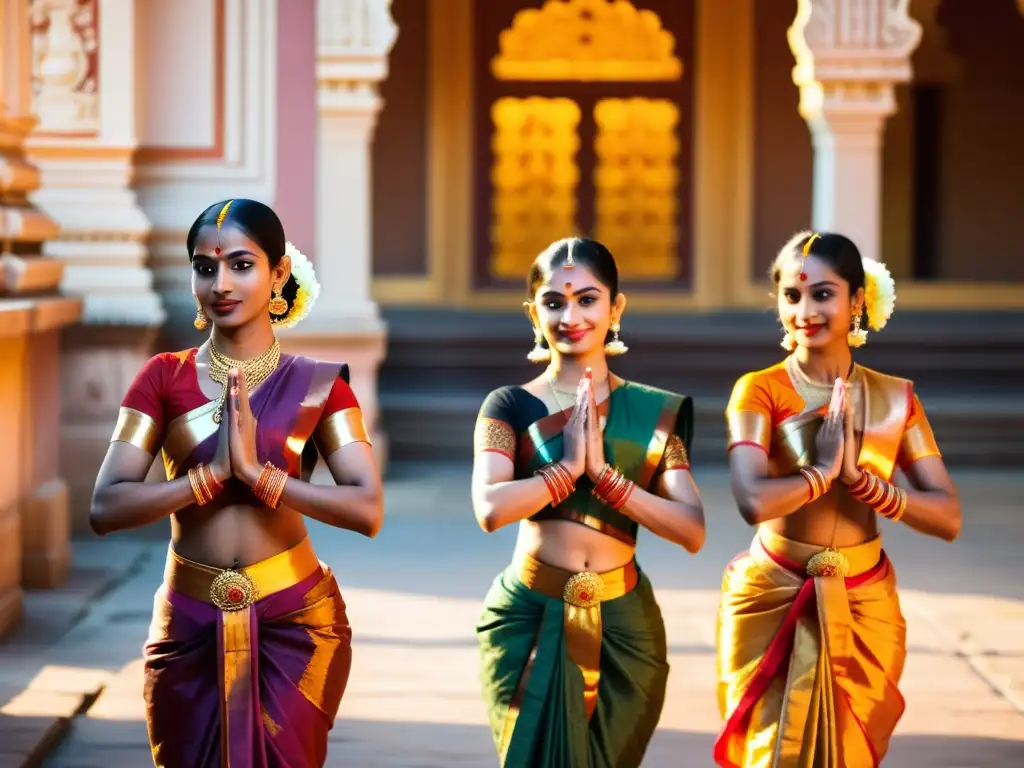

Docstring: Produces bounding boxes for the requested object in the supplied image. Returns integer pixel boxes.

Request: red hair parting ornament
[799,232,820,281]
[214,199,233,254]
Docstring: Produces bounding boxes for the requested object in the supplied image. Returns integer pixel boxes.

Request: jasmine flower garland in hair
[861,258,896,331]
[275,242,320,329]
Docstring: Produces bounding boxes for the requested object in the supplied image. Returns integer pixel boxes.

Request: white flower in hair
[275,241,320,329]
[861,257,896,331]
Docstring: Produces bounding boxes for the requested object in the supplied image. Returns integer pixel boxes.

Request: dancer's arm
[842,394,961,541]
[262,441,383,538]
[91,356,230,535]
[472,384,587,533]
[584,386,705,552]
[232,370,384,538]
[728,376,845,526]
[619,465,706,553]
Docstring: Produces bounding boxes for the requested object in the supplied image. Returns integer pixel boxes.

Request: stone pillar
[788,0,923,263]
[0,0,82,630]
[27,0,165,534]
[278,0,398,467]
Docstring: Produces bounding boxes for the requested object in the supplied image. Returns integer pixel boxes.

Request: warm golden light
[492,0,683,82]
[594,98,680,279]
[490,97,581,280]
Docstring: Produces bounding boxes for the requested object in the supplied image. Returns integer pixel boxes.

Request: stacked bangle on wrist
[592,465,635,510]
[799,465,830,503]
[848,470,908,522]
[187,463,223,506]
[535,462,574,506]
[253,462,288,509]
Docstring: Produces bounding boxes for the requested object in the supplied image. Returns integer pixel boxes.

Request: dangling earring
[848,312,868,347]
[780,331,796,352]
[604,322,629,356]
[527,327,551,363]
[269,284,288,318]
[193,297,209,331]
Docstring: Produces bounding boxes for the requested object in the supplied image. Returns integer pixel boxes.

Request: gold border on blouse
[314,407,371,458]
[161,400,219,480]
[726,409,771,451]
[899,420,941,466]
[111,407,161,456]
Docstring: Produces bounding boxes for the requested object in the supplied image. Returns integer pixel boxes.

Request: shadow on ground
[40,716,1024,767]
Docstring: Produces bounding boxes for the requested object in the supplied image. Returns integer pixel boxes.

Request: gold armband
[110,407,161,456]
[314,407,371,457]
[659,434,690,472]
[474,417,516,461]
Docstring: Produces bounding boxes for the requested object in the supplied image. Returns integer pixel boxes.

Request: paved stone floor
[1,465,1022,767]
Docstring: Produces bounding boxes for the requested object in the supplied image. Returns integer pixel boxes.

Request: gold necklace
[208,338,282,422]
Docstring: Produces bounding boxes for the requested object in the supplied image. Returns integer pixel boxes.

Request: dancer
[715,231,961,767]
[91,199,383,767]
[473,237,706,767]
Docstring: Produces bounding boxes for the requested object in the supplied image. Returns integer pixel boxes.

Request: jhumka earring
[193,297,210,331]
[268,284,288,318]
[604,322,628,356]
[780,331,797,352]
[848,311,868,347]
[527,327,551,363]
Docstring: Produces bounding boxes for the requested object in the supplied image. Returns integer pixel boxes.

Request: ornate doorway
[472,0,696,291]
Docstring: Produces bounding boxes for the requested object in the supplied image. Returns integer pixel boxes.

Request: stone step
[379,390,1024,467]
[378,309,1024,468]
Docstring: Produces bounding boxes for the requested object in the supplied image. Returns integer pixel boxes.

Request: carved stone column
[26,0,165,534]
[788,0,923,263]
[279,0,398,466]
[0,0,82,634]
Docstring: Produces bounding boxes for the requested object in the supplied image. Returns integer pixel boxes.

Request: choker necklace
[208,338,281,422]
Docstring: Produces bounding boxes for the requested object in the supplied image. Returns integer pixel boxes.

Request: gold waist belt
[516,553,638,720]
[164,536,321,612]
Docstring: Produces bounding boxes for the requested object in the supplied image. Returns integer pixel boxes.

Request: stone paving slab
[0,540,150,768]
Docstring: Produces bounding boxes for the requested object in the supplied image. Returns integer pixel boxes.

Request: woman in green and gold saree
[472,237,706,768]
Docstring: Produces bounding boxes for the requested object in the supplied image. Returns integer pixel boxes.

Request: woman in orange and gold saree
[90,199,383,767]
[472,238,706,768]
[714,231,962,768]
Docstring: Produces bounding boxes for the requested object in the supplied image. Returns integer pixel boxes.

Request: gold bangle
[188,465,210,506]
[800,466,827,502]
[254,462,288,509]
[888,488,908,522]
[536,462,573,505]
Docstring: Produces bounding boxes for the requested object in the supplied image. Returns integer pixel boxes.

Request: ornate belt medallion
[563,571,604,608]
[209,569,259,611]
[806,548,850,578]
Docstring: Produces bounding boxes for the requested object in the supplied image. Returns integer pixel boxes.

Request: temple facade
[1,0,1021,637]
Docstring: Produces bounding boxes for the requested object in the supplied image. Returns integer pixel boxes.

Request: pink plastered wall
[275,0,317,261]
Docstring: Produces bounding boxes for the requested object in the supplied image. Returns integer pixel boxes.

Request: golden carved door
[472,0,696,292]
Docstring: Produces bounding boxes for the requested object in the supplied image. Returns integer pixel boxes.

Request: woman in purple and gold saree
[90,199,383,767]
[472,238,707,768]
[715,232,962,768]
